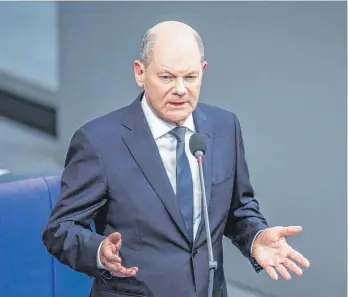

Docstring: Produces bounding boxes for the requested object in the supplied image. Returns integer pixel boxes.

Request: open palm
[252,226,310,280]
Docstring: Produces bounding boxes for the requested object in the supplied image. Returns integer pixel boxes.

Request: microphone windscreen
[189,133,206,156]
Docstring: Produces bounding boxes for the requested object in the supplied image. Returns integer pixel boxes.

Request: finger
[114,237,122,254]
[108,263,138,277]
[108,262,138,274]
[279,226,302,237]
[283,258,303,277]
[108,232,122,245]
[102,248,122,264]
[264,266,278,280]
[115,267,137,278]
[108,263,130,277]
[289,247,310,268]
[275,263,291,280]
[127,267,139,275]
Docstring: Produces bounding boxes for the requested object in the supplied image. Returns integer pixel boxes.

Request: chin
[168,112,191,124]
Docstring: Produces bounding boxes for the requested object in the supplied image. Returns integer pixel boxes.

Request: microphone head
[189,133,207,157]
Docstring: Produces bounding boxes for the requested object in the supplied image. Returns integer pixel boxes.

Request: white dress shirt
[97,95,202,269]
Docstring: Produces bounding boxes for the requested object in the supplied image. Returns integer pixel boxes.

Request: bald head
[140,21,204,68]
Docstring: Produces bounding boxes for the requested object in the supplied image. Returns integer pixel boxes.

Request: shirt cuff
[96,240,107,270]
[250,229,264,257]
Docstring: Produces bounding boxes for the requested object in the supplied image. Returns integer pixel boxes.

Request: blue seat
[0,176,92,297]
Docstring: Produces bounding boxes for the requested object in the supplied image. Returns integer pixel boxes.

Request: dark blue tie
[170,127,194,240]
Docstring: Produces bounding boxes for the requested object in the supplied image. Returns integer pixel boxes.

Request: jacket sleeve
[42,127,107,277]
[224,113,269,272]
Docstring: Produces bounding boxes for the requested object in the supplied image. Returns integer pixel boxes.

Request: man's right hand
[99,232,138,277]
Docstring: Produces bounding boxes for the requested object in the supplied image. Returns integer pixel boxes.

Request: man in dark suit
[43,21,310,297]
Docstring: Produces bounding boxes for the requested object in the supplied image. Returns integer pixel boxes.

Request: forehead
[150,37,202,73]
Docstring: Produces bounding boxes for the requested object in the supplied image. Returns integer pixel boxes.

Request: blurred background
[0,1,346,297]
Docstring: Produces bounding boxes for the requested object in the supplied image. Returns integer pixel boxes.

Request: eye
[160,75,173,81]
[186,75,197,80]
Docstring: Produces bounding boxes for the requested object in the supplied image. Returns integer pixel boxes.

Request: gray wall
[0,1,58,95]
[58,2,346,297]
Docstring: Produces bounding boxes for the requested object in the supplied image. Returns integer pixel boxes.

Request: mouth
[169,102,186,107]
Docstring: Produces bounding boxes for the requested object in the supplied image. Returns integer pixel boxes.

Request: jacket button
[192,249,198,258]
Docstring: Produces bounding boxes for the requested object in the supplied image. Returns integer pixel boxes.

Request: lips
[169,102,185,106]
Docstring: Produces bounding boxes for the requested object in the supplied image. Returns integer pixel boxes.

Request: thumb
[108,232,122,245]
[279,226,302,237]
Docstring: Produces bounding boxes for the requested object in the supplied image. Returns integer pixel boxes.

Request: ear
[134,60,145,88]
[202,61,208,73]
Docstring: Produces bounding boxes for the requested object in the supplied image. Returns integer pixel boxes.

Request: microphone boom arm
[195,150,217,297]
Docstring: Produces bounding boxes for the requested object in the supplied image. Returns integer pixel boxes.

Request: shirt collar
[141,93,195,140]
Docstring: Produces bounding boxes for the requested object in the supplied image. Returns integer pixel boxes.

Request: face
[134,38,207,126]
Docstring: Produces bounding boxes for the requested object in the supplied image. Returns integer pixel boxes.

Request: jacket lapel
[192,105,214,245]
[121,94,191,243]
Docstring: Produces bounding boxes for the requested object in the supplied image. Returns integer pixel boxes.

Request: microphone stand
[195,151,217,297]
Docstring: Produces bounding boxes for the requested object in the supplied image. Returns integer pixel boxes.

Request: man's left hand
[252,226,310,280]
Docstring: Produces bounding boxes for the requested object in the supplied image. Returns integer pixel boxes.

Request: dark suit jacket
[43,93,268,297]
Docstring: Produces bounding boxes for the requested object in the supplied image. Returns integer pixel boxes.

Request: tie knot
[170,126,186,142]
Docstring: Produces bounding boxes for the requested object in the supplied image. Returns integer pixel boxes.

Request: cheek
[188,88,201,104]
[187,81,202,93]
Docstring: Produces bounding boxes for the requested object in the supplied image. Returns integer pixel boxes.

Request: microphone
[189,133,217,297]
[189,133,206,159]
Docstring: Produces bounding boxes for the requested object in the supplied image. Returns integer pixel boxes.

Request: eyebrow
[158,70,199,76]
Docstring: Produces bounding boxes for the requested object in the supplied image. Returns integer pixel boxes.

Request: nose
[173,78,187,97]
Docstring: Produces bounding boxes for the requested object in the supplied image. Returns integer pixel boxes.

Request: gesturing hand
[100,232,138,277]
[252,226,310,280]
